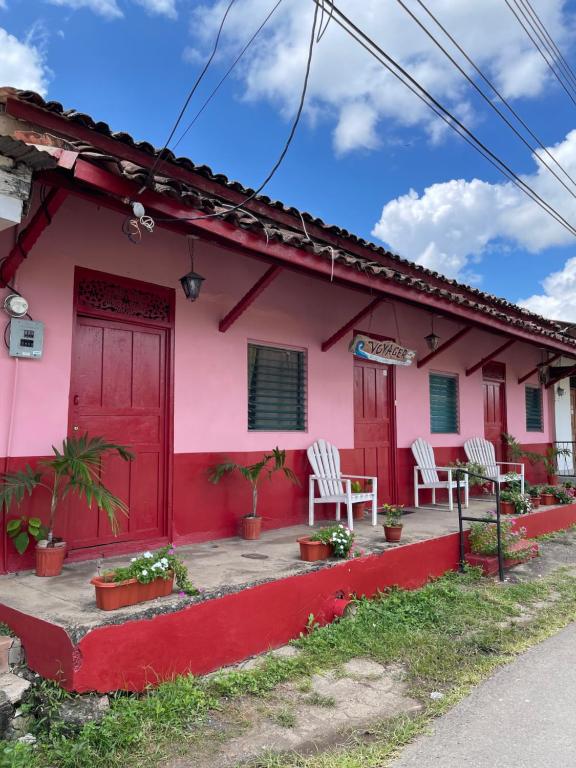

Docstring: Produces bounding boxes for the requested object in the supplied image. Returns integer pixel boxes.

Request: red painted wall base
[1,502,574,693]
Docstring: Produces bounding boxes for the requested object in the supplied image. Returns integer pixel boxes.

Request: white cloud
[371,130,576,284]
[519,258,576,321]
[189,0,572,153]
[48,0,123,19]
[133,0,176,17]
[0,27,50,95]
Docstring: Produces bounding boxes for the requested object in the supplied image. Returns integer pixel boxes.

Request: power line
[153,1,321,224]
[395,0,576,201]
[140,0,238,192]
[311,0,576,240]
[173,0,285,150]
[504,0,576,107]
[517,0,576,91]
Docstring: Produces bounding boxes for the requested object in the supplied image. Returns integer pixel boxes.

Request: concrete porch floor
[0,500,498,636]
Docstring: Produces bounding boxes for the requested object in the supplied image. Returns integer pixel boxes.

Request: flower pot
[547,474,559,486]
[541,493,556,506]
[298,537,331,562]
[91,573,174,611]
[241,516,262,540]
[384,524,403,542]
[530,496,541,508]
[353,503,367,521]
[500,500,515,515]
[35,542,66,577]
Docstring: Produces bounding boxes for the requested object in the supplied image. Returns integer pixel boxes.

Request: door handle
[73,395,79,406]
[73,425,79,432]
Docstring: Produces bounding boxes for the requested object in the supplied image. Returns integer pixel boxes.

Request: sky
[3,0,576,317]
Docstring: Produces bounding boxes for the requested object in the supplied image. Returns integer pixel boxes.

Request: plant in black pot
[209,448,299,540]
[0,435,133,576]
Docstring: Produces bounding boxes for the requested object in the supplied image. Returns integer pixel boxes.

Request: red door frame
[353,329,398,503]
[68,267,175,554]
[482,362,508,461]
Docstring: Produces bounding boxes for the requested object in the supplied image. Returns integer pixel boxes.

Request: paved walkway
[391,622,576,768]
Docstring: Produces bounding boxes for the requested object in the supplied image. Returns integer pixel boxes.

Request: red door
[353,358,395,503]
[482,363,507,462]
[67,315,168,549]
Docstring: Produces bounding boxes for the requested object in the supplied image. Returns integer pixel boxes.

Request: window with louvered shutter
[248,344,307,431]
[429,373,459,434]
[525,385,543,431]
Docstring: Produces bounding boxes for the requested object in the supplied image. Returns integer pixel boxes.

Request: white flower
[143,552,153,559]
[141,569,148,576]
[130,557,136,563]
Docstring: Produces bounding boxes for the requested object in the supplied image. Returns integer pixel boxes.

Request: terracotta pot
[241,516,262,540]
[547,474,559,486]
[35,542,66,577]
[530,496,541,508]
[91,573,174,611]
[353,503,367,521]
[384,524,403,542]
[298,537,331,562]
[500,500,516,515]
[541,493,556,506]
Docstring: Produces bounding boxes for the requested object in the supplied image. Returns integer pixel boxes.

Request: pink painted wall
[0,191,552,466]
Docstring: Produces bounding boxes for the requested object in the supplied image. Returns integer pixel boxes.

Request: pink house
[0,85,573,576]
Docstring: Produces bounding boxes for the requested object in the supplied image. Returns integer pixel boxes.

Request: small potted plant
[528,485,541,508]
[91,545,198,611]
[351,480,369,520]
[553,486,575,505]
[466,515,537,574]
[0,435,133,577]
[298,524,355,561]
[209,448,299,540]
[499,490,516,515]
[382,504,404,542]
[540,485,557,505]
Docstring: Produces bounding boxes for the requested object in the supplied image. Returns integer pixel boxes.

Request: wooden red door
[482,363,507,462]
[353,358,395,503]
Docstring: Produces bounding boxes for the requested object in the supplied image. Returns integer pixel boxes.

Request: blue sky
[3,0,576,316]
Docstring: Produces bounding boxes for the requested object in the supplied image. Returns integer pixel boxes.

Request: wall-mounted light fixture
[180,236,205,302]
[3,293,29,318]
[425,315,440,352]
[557,385,565,397]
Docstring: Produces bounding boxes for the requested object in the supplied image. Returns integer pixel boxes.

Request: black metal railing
[456,469,504,582]
[553,442,576,477]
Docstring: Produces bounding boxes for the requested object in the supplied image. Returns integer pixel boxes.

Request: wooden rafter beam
[321,298,383,352]
[417,326,471,368]
[517,353,562,384]
[0,186,68,287]
[546,363,576,389]
[219,265,283,333]
[465,338,515,377]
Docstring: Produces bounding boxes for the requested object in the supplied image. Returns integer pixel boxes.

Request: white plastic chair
[411,437,469,511]
[464,437,524,494]
[307,439,378,530]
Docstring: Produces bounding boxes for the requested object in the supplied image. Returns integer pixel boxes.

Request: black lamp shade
[425,332,440,352]
[180,270,205,301]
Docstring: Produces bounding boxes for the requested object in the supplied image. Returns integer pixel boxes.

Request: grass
[3,563,576,768]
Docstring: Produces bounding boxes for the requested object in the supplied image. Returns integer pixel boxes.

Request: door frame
[69,267,176,550]
[482,361,508,459]
[353,328,398,503]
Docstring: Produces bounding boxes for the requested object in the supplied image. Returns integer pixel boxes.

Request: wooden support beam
[517,353,562,384]
[417,326,471,368]
[219,265,283,333]
[465,338,515,377]
[0,187,68,287]
[546,363,576,388]
[321,298,383,352]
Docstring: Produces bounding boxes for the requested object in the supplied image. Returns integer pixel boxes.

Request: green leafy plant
[351,480,363,493]
[448,459,488,487]
[102,545,198,596]
[469,515,527,557]
[5,516,49,555]
[310,524,355,558]
[499,490,532,514]
[528,485,541,498]
[553,487,575,505]
[0,434,133,549]
[209,447,299,518]
[381,503,404,527]
[503,433,570,477]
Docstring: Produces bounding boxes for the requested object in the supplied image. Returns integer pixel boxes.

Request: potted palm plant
[209,448,299,540]
[0,434,133,576]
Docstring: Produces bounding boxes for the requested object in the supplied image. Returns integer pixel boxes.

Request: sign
[349,334,415,366]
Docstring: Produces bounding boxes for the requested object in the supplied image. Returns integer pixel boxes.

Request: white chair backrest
[411,438,439,484]
[464,437,497,478]
[307,439,344,497]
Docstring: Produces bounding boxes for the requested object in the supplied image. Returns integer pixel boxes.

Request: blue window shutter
[248,344,307,431]
[430,374,458,434]
[525,386,543,431]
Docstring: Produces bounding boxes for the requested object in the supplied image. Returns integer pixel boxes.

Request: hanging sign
[349,334,415,366]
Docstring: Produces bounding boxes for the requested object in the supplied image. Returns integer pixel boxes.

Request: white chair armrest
[309,474,343,480]
[496,463,523,469]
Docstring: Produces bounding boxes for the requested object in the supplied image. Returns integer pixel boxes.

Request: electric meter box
[9,319,44,359]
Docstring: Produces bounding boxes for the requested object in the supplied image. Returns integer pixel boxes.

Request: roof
[1,86,574,350]
[0,135,58,170]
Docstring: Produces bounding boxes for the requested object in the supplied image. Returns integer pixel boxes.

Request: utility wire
[153,1,320,224]
[173,0,285,150]
[140,0,238,191]
[312,0,576,239]
[517,0,576,92]
[395,0,576,200]
[504,0,576,107]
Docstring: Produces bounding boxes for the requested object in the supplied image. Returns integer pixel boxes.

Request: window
[525,385,543,432]
[429,373,459,433]
[248,344,307,431]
